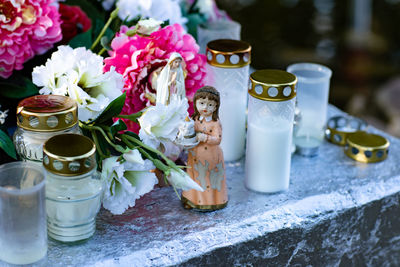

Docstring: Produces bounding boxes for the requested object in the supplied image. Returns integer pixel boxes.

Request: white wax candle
[295,135,322,148]
[245,119,293,193]
[295,110,325,149]
[208,64,249,161]
[220,96,247,161]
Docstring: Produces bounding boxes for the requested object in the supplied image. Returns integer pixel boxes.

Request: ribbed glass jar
[13,95,81,164]
[245,70,297,193]
[43,134,102,243]
[206,39,251,161]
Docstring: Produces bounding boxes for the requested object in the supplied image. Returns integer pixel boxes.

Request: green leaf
[92,93,126,124]
[0,130,16,159]
[124,131,140,140]
[185,13,207,39]
[0,76,38,99]
[93,19,114,41]
[110,119,127,137]
[69,28,93,49]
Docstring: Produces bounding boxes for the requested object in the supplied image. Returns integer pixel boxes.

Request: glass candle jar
[0,162,47,265]
[13,95,81,164]
[286,63,332,156]
[43,134,102,242]
[206,39,251,161]
[245,70,297,193]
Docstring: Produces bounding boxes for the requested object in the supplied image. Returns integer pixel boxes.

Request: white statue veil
[155,52,186,105]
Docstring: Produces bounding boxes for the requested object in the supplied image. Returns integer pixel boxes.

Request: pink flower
[104,23,207,133]
[0,0,62,78]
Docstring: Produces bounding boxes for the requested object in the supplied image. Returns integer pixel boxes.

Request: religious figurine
[181,86,228,210]
[145,52,186,106]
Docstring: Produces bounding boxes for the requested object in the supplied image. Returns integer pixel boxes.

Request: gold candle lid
[325,116,368,146]
[43,134,96,176]
[344,131,389,163]
[206,39,251,68]
[248,69,297,101]
[17,95,78,132]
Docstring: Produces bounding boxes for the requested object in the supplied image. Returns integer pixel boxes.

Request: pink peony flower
[0,0,62,78]
[104,23,207,133]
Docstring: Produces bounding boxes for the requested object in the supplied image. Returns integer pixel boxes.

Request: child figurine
[182,86,228,210]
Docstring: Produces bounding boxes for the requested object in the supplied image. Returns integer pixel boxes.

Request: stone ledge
[44,105,400,267]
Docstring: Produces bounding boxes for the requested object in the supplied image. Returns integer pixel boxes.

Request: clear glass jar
[206,39,251,161]
[13,95,81,164]
[43,134,102,243]
[14,125,81,163]
[245,70,297,193]
[286,63,332,156]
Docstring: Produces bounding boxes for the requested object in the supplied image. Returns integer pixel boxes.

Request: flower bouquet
[0,1,210,215]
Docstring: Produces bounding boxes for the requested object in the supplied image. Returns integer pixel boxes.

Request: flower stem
[81,123,127,153]
[91,7,119,51]
[91,131,107,159]
[122,134,177,169]
[98,47,107,56]
[116,111,143,122]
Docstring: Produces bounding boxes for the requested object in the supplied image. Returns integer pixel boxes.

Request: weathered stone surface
[41,105,400,266]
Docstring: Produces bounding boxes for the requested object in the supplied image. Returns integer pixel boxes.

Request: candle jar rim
[248,69,297,101]
[0,162,45,195]
[287,62,332,83]
[43,134,96,176]
[16,95,78,132]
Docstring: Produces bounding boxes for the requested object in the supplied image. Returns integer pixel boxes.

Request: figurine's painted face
[171,58,182,69]
[196,97,217,118]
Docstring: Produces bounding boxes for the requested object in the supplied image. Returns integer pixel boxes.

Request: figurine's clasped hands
[196,132,208,142]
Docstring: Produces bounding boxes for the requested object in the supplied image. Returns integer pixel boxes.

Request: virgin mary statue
[155,52,186,106]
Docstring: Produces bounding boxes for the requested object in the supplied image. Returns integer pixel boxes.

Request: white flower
[0,105,8,125]
[117,0,151,21]
[195,0,214,17]
[167,169,204,192]
[138,99,188,149]
[123,149,145,165]
[101,150,158,215]
[137,18,162,35]
[32,45,124,122]
[117,0,187,30]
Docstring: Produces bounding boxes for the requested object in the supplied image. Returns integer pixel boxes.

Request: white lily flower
[138,99,188,149]
[167,169,204,192]
[123,149,145,165]
[101,154,158,215]
[32,45,124,122]
[137,18,162,35]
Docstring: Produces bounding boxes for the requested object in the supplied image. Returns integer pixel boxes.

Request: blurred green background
[217,0,400,137]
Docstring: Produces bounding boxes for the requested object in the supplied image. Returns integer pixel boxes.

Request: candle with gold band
[13,95,81,163]
[344,131,389,163]
[43,134,102,242]
[206,39,251,161]
[325,115,368,146]
[245,69,297,193]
